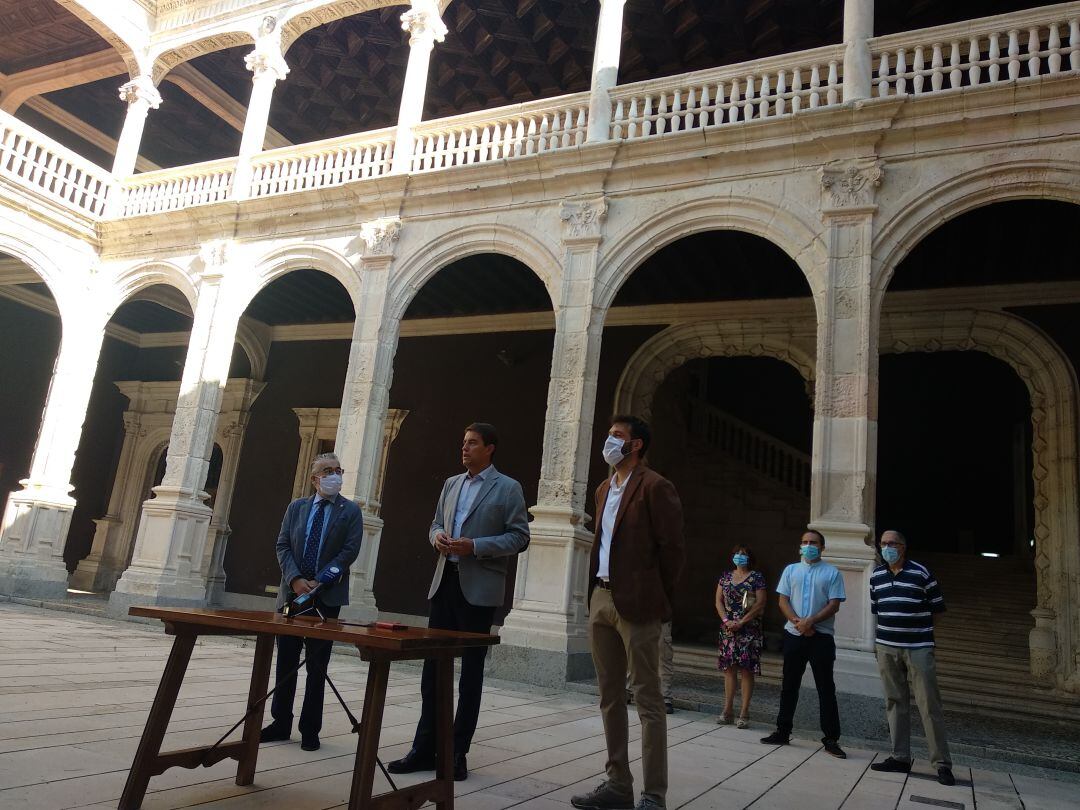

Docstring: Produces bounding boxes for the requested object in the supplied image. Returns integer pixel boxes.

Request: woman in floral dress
[715,544,767,727]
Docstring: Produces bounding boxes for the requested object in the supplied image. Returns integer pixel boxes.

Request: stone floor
[0,602,1076,810]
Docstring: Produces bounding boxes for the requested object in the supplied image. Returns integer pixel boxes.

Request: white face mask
[602,435,630,467]
[317,473,343,498]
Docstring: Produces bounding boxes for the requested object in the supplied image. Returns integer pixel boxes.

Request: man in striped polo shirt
[869,530,955,786]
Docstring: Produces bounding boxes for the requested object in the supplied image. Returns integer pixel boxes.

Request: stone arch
[880,309,1080,693]
[614,320,818,421]
[280,1,416,52]
[151,31,257,83]
[595,195,827,318]
[0,231,72,313]
[871,160,1080,312]
[387,223,560,322]
[244,242,362,315]
[105,260,199,316]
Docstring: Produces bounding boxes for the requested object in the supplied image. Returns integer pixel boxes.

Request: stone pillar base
[487,642,595,687]
[108,492,214,616]
[811,520,876,653]
[0,486,75,600]
[340,512,383,624]
[832,647,882,697]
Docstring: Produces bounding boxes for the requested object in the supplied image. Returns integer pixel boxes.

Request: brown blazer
[589,464,686,623]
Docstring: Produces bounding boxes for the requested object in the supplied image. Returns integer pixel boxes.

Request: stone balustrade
[0,109,110,218]
[609,43,847,139]
[118,156,235,217]
[872,2,1080,97]
[409,95,590,172]
[248,128,396,199]
[2,6,1078,224]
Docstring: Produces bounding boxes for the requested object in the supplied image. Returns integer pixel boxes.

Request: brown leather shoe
[570,780,635,809]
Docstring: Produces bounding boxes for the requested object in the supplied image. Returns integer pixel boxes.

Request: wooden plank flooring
[0,602,1074,809]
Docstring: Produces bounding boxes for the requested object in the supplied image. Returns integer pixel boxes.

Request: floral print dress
[717,570,766,674]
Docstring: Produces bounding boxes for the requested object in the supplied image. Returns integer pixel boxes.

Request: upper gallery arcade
[1,0,1079,718]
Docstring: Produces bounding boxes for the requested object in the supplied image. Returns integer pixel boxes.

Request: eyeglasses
[880,541,904,549]
[315,467,344,476]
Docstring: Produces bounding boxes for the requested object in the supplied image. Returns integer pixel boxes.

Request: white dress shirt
[450,465,490,561]
[597,471,632,580]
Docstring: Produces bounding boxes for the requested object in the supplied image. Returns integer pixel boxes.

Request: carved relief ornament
[560,198,608,244]
[360,217,402,258]
[820,159,885,213]
[401,9,448,46]
[244,47,289,82]
[118,75,162,109]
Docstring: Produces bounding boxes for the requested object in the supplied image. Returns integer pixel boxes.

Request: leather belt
[594,577,612,590]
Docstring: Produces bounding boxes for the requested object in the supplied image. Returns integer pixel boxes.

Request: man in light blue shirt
[761,530,847,758]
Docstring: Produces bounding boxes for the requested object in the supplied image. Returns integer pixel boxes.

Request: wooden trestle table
[119,607,499,810]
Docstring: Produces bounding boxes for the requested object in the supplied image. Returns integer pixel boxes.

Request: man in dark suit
[572,415,685,810]
[388,422,530,781]
[260,452,363,751]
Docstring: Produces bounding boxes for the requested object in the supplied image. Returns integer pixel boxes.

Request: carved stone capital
[560,198,608,245]
[401,9,448,47]
[199,239,233,277]
[359,217,402,258]
[244,46,289,82]
[820,159,884,213]
[118,75,162,109]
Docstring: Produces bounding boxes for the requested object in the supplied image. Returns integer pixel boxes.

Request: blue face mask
[800,544,821,562]
[732,553,749,567]
[881,546,901,564]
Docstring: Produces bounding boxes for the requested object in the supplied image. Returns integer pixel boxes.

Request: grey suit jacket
[275,494,363,610]
[427,465,530,607]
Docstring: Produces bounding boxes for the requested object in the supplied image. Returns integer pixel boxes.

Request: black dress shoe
[300,735,320,751]
[937,766,956,786]
[387,749,436,774]
[760,730,790,745]
[259,721,291,743]
[453,753,468,781]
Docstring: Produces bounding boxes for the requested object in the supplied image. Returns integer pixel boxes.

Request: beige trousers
[590,587,668,804]
[626,620,674,700]
[876,644,952,769]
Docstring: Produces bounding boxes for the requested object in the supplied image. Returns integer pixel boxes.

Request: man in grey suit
[388,422,530,781]
[260,452,363,752]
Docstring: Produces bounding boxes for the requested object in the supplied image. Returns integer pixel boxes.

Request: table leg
[435,654,454,810]
[119,631,197,810]
[236,633,274,786]
[348,657,391,809]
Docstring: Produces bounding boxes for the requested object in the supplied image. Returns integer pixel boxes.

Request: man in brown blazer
[572,415,685,810]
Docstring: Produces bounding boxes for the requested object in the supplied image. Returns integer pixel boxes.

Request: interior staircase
[668,400,1080,723]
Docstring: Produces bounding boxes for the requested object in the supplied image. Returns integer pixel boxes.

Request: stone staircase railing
[689,398,811,497]
[0,108,110,218]
[871,2,1080,98]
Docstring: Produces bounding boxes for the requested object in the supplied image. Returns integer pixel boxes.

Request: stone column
[203,379,264,604]
[232,39,289,200]
[335,217,402,621]
[842,0,874,102]
[111,75,162,178]
[586,0,627,143]
[69,411,146,592]
[0,312,107,599]
[810,158,885,695]
[109,242,243,615]
[495,198,607,686]
[390,3,447,174]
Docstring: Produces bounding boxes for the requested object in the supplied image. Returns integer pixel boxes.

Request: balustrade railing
[0,109,110,217]
[690,398,811,497]
[118,157,235,217]
[871,3,1080,97]
[609,44,846,140]
[248,129,395,198]
[410,94,590,172]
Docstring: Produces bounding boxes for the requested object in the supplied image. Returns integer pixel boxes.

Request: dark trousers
[270,601,341,737]
[776,631,841,740]
[413,566,496,756]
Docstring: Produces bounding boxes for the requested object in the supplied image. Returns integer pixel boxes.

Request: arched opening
[879,198,1080,702]
[375,253,554,623]
[223,269,356,603]
[0,253,62,529]
[597,228,816,665]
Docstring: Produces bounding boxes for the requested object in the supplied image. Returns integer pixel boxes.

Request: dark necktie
[301,499,330,579]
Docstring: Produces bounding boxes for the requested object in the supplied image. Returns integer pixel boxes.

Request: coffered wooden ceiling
[6,0,1057,170]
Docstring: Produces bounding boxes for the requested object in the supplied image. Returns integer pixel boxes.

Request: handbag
[741,587,756,611]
